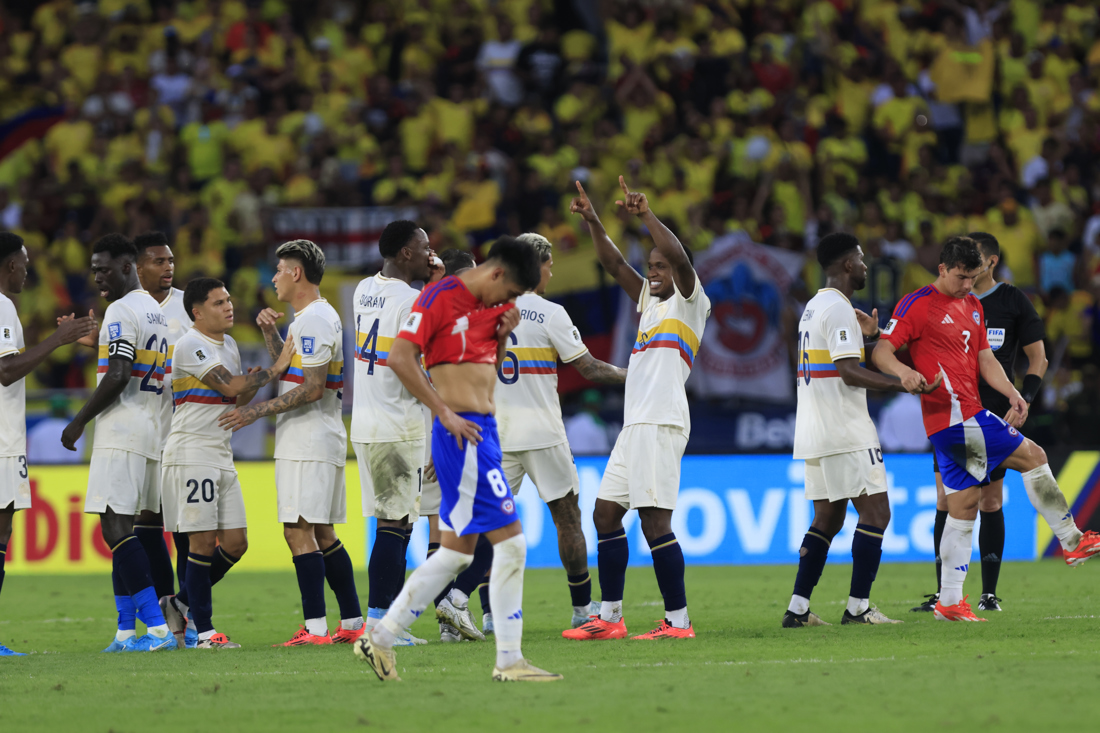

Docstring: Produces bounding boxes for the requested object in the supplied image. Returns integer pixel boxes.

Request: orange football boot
[330,626,367,644]
[561,617,628,640]
[1064,531,1100,567]
[631,619,695,639]
[274,625,333,647]
[933,595,986,622]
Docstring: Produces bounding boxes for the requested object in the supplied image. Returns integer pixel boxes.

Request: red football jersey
[396,276,513,370]
[883,284,990,436]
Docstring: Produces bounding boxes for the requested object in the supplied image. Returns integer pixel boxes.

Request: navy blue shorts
[433,412,518,536]
[929,410,1024,492]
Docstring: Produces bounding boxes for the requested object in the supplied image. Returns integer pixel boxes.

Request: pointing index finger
[575,180,588,199]
[618,175,630,196]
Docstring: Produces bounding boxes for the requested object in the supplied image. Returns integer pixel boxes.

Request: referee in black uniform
[912,232,1049,613]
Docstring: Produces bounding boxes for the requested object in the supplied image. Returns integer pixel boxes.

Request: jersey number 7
[358,316,380,375]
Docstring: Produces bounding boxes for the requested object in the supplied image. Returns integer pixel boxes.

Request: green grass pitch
[0,561,1096,732]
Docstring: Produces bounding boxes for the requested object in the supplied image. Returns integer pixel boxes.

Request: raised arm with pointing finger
[569,180,645,302]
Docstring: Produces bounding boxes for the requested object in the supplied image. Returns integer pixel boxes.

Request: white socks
[199,629,217,641]
[305,618,328,637]
[788,594,809,615]
[490,534,527,669]
[600,600,623,623]
[448,589,470,608]
[846,597,869,616]
[375,546,472,649]
[341,617,364,631]
[939,516,974,607]
[115,629,136,642]
[1023,465,1083,551]
[666,607,689,629]
[148,624,170,638]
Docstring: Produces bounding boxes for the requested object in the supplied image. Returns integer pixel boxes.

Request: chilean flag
[0,106,65,161]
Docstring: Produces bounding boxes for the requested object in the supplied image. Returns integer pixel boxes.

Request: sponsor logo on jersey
[883,318,897,335]
[194,348,207,362]
[987,327,1005,351]
[400,312,423,334]
[300,336,315,355]
[571,328,581,343]
[941,314,954,325]
[971,310,980,325]
[451,316,469,334]
[0,326,12,342]
[108,322,122,339]
[836,328,850,344]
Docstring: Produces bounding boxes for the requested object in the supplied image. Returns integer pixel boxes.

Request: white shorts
[353,439,425,521]
[502,442,579,503]
[420,475,441,516]
[162,464,247,533]
[275,459,346,525]
[0,455,30,511]
[804,449,888,503]
[85,449,161,516]
[597,424,688,510]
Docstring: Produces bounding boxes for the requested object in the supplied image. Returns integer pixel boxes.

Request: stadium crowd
[1,0,1100,441]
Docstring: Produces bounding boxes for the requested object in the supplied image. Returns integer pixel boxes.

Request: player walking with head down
[0,232,97,656]
[62,234,177,652]
[355,237,561,682]
[874,236,1100,622]
[218,240,363,645]
[563,177,710,641]
[784,233,940,628]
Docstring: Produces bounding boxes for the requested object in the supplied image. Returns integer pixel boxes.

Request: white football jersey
[0,293,26,458]
[274,298,346,465]
[157,287,190,449]
[350,274,425,444]
[162,329,240,469]
[94,288,168,458]
[495,293,587,451]
[623,274,711,436]
[792,288,880,459]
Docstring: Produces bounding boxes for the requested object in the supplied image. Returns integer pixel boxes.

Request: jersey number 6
[497,332,519,385]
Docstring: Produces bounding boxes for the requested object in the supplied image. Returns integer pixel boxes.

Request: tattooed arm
[572,352,627,385]
[256,307,286,361]
[200,340,295,403]
[217,363,325,432]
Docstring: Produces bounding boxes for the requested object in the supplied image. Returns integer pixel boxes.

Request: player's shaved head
[134,231,170,257]
[968,231,1000,259]
[441,249,475,276]
[378,220,422,259]
[817,232,860,270]
[940,236,982,271]
[486,236,541,292]
[92,233,138,261]
[0,232,24,265]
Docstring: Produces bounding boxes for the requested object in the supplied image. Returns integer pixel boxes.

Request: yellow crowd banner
[6,463,367,574]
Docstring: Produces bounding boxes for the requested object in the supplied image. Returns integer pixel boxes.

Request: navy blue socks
[134,524,175,599]
[648,533,686,613]
[368,527,407,613]
[185,552,214,634]
[850,524,885,601]
[322,539,362,621]
[792,529,833,601]
[980,509,1005,595]
[112,535,166,627]
[453,535,493,598]
[568,572,592,608]
[597,530,629,605]
[292,551,326,625]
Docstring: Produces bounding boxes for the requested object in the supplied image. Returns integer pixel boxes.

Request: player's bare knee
[855,494,891,528]
[810,501,845,536]
[638,509,672,543]
[978,489,1003,513]
[189,532,217,555]
[592,500,623,534]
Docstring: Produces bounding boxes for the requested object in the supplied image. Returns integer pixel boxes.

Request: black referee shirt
[976,282,1045,413]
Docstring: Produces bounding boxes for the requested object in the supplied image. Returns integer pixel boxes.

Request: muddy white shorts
[502,442,579,503]
[275,459,346,524]
[85,449,161,516]
[354,439,425,522]
[804,448,888,503]
[162,464,247,533]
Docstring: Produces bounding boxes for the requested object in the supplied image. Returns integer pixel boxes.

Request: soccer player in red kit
[873,237,1100,621]
[354,237,562,682]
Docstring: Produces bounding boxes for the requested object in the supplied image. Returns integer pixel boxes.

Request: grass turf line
[0,561,1096,732]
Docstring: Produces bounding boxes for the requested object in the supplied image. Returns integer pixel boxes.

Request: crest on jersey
[108,322,122,340]
[987,328,1005,351]
[401,312,423,334]
[500,498,515,514]
[883,319,897,336]
[971,310,980,325]
[0,326,11,342]
[300,336,315,355]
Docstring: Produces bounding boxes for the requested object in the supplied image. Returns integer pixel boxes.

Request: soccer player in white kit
[783,233,939,628]
[61,234,178,652]
[498,232,626,630]
[163,278,293,648]
[126,232,193,637]
[351,220,438,645]
[219,240,363,646]
[564,178,710,641]
[0,232,97,656]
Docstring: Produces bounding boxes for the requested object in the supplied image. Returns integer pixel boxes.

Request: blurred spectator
[1038,229,1077,296]
[565,390,612,456]
[27,396,85,463]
